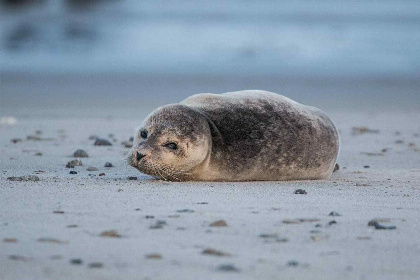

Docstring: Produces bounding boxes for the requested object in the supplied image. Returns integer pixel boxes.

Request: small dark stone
[69,171,77,174]
[70,258,83,265]
[150,220,167,229]
[88,262,103,268]
[34,152,42,156]
[94,139,112,146]
[135,208,141,211]
[197,202,208,204]
[217,264,240,272]
[333,163,339,172]
[287,260,299,266]
[11,138,22,144]
[53,211,65,214]
[368,220,396,230]
[145,215,155,219]
[73,149,88,158]
[9,255,29,261]
[177,209,195,213]
[127,176,137,180]
[328,220,337,225]
[294,189,307,195]
[99,173,105,176]
[364,165,370,168]
[329,211,341,216]
[104,162,113,167]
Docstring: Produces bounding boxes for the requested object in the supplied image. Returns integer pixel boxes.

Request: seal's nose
[136,152,146,161]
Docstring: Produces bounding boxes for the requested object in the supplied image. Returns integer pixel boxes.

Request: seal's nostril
[136,152,145,161]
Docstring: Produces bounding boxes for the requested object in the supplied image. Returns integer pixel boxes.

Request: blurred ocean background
[1,0,420,118]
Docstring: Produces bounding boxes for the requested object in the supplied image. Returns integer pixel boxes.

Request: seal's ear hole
[162,142,178,150]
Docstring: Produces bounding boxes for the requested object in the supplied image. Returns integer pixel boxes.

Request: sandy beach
[1,76,419,279]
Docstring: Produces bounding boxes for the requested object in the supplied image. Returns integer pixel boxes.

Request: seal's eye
[140,130,148,139]
[163,142,178,150]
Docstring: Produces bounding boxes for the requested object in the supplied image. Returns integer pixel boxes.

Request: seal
[129,90,339,181]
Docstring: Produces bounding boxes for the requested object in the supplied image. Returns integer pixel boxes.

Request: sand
[1,95,420,280]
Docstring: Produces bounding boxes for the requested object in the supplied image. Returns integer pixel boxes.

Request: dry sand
[1,104,420,280]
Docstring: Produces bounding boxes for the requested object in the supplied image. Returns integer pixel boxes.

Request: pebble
[122,141,133,148]
[94,139,112,146]
[104,162,113,167]
[9,255,29,261]
[88,262,103,268]
[352,127,379,135]
[34,152,42,156]
[294,189,307,194]
[368,219,396,230]
[145,215,155,219]
[177,209,195,213]
[150,220,167,229]
[66,159,83,168]
[328,220,337,225]
[259,233,277,239]
[364,165,370,168]
[210,220,228,227]
[86,167,98,171]
[99,173,105,176]
[69,171,77,175]
[53,210,65,214]
[7,175,40,181]
[217,264,240,272]
[3,238,18,243]
[282,218,320,224]
[287,260,299,266]
[329,211,341,216]
[145,254,162,259]
[10,138,22,144]
[100,230,121,238]
[70,258,83,265]
[73,149,88,158]
[127,176,137,180]
[37,238,68,244]
[333,163,339,172]
[202,248,231,257]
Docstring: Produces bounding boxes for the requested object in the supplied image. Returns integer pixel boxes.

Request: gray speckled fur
[131,90,339,181]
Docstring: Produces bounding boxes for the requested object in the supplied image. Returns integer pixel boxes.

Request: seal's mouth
[128,156,187,181]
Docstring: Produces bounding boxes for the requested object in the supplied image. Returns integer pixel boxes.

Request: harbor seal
[129,90,339,181]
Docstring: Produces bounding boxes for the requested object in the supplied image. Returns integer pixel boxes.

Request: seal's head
[129,104,211,181]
